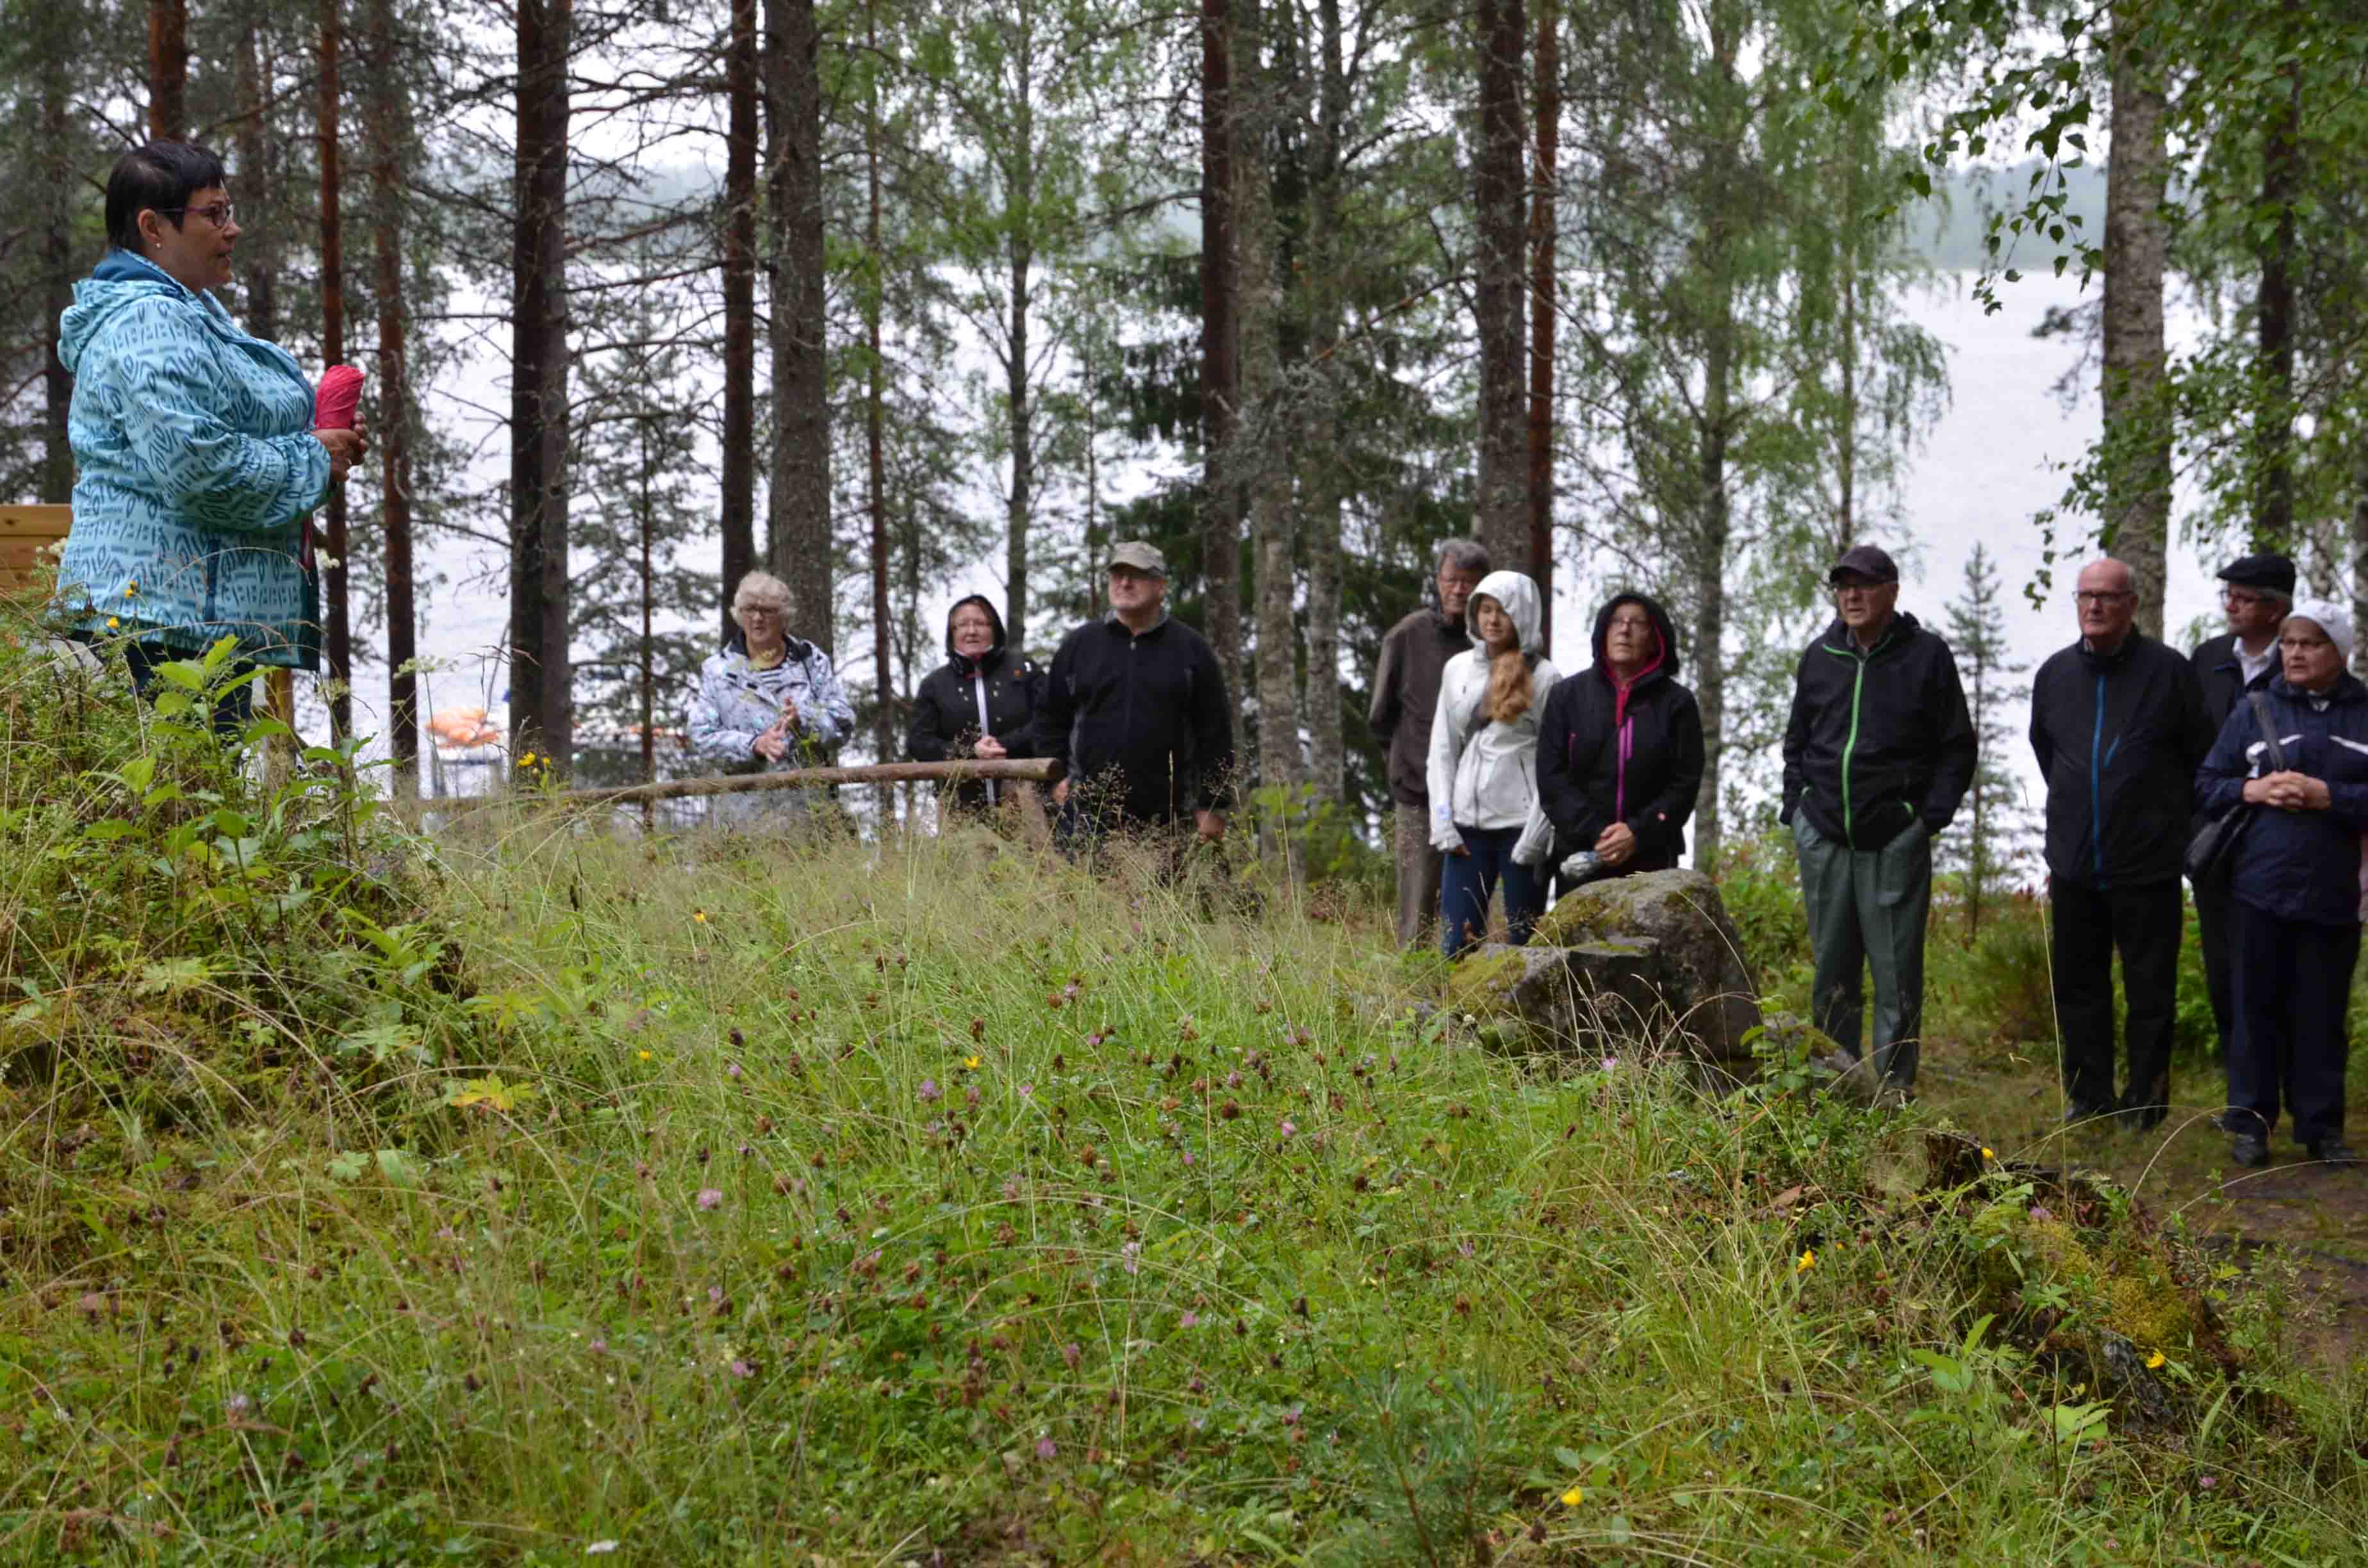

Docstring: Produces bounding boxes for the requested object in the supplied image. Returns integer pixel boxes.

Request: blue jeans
[1440,824,1543,958]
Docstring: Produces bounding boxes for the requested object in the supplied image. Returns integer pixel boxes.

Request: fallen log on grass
[422,755,1064,815]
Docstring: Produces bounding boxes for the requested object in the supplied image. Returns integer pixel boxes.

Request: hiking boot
[2230,1134,2270,1168]
[2308,1139,2362,1166]
[2060,1101,2114,1127]
[2118,1102,2167,1133]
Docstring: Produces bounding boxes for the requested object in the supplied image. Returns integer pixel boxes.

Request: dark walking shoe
[2230,1134,2270,1168]
[2060,1102,2114,1127]
[2307,1140,2362,1166]
[2118,1102,2167,1133]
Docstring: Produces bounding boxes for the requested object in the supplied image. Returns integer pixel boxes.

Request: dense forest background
[4,0,2365,861]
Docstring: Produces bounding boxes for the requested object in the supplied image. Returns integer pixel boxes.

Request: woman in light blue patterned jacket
[52,142,366,727]
[687,571,857,824]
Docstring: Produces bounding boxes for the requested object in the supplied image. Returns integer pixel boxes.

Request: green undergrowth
[6,631,2368,1563]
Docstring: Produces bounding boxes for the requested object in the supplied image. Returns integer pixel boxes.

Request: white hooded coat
[1426,570,1560,852]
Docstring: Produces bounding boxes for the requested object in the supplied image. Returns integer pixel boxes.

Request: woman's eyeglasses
[161,203,236,227]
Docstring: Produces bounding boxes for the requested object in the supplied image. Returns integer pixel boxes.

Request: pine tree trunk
[369,0,418,797]
[1200,0,1244,708]
[1690,291,1734,872]
[236,26,280,343]
[511,0,574,769]
[38,51,72,506]
[765,0,831,655]
[866,1,893,808]
[1303,0,1347,805]
[318,0,353,741]
[1473,0,1527,575]
[1525,1,1557,648]
[149,0,187,141]
[1237,0,1299,801]
[2102,20,2171,637]
[2351,431,2368,677]
[2253,28,2300,553]
[1003,1,1035,655]
[720,0,759,638]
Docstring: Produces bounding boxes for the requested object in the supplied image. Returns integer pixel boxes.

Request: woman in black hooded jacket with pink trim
[1536,592,1704,880]
[907,594,1044,815]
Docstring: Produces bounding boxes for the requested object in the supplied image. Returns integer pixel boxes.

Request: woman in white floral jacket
[687,571,857,823]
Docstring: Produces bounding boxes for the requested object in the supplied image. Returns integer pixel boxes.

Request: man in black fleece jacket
[1029,541,1234,847]
[2030,558,2214,1129]
[1780,545,1976,1096]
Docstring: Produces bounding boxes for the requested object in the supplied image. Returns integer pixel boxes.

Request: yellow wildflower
[1560,1485,1584,1507]
[964,1055,982,1071]
[637,1050,653,1062]
[2145,1350,2166,1370]
[106,616,120,630]
[1796,1248,1816,1273]
[693,910,709,925]
[124,581,138,596]
[519,751,536,767]
[1981,1147,1994,1160]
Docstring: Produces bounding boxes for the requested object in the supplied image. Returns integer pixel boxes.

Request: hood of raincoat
[1465,569,1544,656]
[1590,591,1682,680]
[59,250,208,376]
[944,593,1009,670]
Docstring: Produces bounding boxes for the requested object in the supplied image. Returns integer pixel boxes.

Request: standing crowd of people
[51,141,2360,1173]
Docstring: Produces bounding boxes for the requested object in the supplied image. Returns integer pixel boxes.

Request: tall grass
[4,624,2367,1563]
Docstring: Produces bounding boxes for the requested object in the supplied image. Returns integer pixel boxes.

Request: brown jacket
[1370,606,1471,806]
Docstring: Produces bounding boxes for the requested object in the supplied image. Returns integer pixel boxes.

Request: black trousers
[2194,874,2235,1064]
[2228,902,2360,1147]
[2050,876,2183,1113]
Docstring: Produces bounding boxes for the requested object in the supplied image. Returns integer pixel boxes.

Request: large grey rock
[1444,869,1764,1066]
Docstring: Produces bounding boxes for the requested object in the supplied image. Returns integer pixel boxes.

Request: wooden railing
[0,504,72,598]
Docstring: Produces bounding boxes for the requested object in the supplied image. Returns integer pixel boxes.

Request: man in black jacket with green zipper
[1780,545,1977,1098]
[2030,559,2215,1130]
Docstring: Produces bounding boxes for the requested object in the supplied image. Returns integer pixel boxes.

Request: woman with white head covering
[687,570,857,824]
[1426,569,1560,956]
[2194,596,2368,1167]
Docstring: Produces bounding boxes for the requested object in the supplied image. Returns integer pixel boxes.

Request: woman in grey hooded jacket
[1427,570,1560,956]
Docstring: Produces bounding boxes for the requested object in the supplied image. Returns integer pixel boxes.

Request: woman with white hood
[1427,569,1560,956]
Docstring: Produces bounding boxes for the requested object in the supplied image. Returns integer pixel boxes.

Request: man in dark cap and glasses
[1028,540,1235,860]
[1780,544,1976,1102]
[2189,552,2297,1072]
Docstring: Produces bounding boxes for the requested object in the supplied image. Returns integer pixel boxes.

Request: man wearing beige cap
[1028,541,1234,847]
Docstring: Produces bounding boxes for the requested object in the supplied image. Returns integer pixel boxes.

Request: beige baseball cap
[1108,541,1168,578]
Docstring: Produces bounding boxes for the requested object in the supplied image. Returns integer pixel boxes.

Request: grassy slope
[4,649,2368,1562]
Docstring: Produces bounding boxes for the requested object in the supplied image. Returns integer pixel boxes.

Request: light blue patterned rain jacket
[53,250,329,668]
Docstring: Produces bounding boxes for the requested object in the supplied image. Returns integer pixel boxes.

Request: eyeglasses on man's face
[2221,588,2272,608]
[738,603,783,619]
[2074,589,2134,606]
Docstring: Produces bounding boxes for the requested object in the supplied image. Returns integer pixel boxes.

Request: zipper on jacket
[2090,673,2106,881]
[1823,645,1868,840]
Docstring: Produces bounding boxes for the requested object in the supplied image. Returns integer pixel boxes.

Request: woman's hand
[314,423,368,481]
[1594,821,1638,866]
[973,734,1008,760]
[2246,770,2332,810]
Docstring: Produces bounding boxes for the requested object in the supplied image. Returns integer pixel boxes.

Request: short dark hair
[105,141,229,253]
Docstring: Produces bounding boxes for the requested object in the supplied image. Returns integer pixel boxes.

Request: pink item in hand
[315,364,365,429]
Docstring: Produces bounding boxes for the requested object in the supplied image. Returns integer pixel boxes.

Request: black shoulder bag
[2185,692,2285,890]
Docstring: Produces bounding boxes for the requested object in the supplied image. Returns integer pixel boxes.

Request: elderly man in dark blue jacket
[2029,559,2214,1131]
[2194,598,2368,1168]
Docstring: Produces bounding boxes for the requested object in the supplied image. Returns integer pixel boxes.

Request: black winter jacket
[2028,632,2214,887]
[1028,611,1235,824]
[2191,631,2280,735]
[1536,593,1704,874]
[2196,673,2368,926]
[1369,605,1472,806]
[907,594,1043,812]
[1780,611,1977,851]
